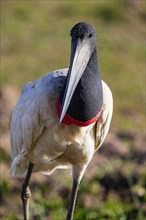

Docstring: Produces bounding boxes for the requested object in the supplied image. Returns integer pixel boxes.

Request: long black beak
[60,38,92,122]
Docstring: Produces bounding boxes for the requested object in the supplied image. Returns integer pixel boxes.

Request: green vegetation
[1,1,145,220]
[1,0,145,133]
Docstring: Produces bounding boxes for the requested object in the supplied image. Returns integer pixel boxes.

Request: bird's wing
[10,69,68,176]
[94,80,113,150]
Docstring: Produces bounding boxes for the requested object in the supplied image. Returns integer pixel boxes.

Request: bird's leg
[21,162,34,220]
[66,178,80,220]
[66,165,87,220]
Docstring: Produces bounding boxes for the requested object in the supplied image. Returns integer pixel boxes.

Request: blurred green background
[0,1,145,220]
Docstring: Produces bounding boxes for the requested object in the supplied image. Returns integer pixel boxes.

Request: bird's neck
[58,49,103,126]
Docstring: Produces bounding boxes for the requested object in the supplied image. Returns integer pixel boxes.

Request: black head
[70,22,96,42]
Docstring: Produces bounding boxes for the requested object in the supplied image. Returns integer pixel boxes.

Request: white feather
[10,68,113,177]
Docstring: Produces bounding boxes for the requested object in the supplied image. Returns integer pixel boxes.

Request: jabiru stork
[10,22,113,220]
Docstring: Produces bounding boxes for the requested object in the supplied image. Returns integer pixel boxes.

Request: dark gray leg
[21,162,34,220]
[66,178,80,220]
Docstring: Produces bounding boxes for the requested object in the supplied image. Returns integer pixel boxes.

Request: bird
[10,22,113,220]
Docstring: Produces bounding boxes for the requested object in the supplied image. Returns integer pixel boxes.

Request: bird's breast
[31,117,95,168]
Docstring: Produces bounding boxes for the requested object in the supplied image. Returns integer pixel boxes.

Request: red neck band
[57,100,103,127]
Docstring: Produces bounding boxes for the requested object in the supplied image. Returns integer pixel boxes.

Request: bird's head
[70,22,96,51]
[60,22,97,123]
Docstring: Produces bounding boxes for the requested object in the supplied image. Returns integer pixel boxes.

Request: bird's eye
[88,34,92,38]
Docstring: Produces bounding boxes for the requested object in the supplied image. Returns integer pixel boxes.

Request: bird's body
[10,22,113,220]
[10,68,112,177]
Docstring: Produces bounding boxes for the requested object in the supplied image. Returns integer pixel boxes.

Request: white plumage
[10,68,113,178]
